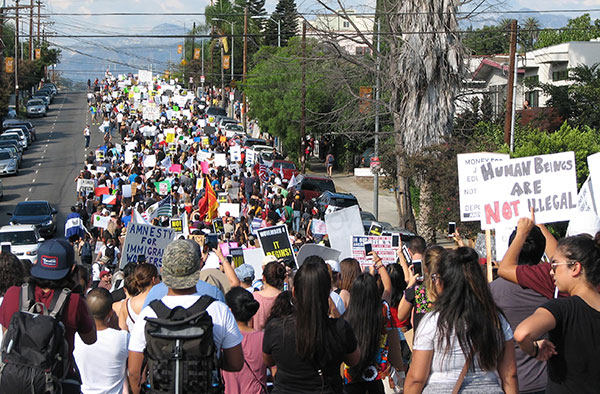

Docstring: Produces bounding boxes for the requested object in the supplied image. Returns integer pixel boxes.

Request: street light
[212,18,234,83]
[251,15,280,47]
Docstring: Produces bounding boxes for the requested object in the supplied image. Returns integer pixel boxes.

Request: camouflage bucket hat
[161,239,200,289]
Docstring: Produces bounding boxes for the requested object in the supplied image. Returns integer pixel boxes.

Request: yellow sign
[34,48,41,60]
[166,132,175,143]
[220,36,229,53]
[223,55,230,70]
[5,57,14,73]
[181,59,187,66]
[194,48,201,60]
[359,86,373,114]
[177,45,183,54]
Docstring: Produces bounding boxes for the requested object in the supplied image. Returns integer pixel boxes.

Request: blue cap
[32,239,75,280]
[235,264,255,282]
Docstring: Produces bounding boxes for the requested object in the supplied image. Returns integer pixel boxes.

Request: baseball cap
[235,264,255,282]
[32,239,75,280]
[161,239,200,289]
[100,270,111,278]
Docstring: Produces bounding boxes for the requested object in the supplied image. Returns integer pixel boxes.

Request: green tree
[520,17,540,52]
[536,14,600,49]
[462,24,510,55]
[265,0,298,47]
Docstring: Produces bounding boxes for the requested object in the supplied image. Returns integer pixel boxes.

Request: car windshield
[226,125,243,131]
[302,179,335,192]
[0,152,12,160]
[15,203,50,216]
[207,108,227,117]
[0,134,18,140]
[245,140,266,147]
[330,197,358,208]
[0,231,37,245]
[28,100,43,105]
[276,162,296,170]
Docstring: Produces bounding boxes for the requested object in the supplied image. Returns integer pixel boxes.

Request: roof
[0,224,37,232]
[472,58,525,81]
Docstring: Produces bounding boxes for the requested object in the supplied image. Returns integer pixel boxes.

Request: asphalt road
[0,91,91,238]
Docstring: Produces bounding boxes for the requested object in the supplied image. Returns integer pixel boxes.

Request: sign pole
[485,229,493,283]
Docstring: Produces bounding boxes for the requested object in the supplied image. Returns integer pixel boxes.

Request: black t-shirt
[263,316,357,394]
[542,295,600,394]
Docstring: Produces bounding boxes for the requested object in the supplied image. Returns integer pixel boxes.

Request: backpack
[0,284,71,394]
[80,241,92,257]
[143,295,223,394]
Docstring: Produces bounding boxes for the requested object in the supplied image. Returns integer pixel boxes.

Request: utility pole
[220,42,224,105]
[191,22,195,61]
[36,0,40,40]
[504,19,517,148]
[29,0,33,60]
[373,18,381,220]
[15,0,19,108]
[300,21,306,174]
[201,39,204,90]
[242,7,247,131]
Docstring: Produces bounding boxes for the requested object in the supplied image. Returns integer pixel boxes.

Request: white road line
[28,188,32,192]
[41,156,44,159]
[32,179,36,183]
[24,197,28,201]
[35,170,38,174]
[45,144,48,147]
[38,163,41,166]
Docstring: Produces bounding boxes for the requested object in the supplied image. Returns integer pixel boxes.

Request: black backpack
[0,284,71,394]
[143,295,223,394]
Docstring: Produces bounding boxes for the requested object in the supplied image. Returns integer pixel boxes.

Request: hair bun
[594,232,600,246]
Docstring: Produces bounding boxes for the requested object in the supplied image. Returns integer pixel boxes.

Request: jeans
[293,210,301,233]
[84,135,90,148]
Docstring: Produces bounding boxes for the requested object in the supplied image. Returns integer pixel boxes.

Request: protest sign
[169,164,182,174]
[297,244,341,267]
[170,218,183,233]
[219,241,238,258]
[213,218,224,233]
[251,217,262,234]
[311,219,327,235]
[566,176,600,236]
[95,150,104,161]
[196,177,204,190]
[242,248,266,280]
[138,69,152,83]
[122,184,132,198]
[257,224,296,267]
[230,145,241,162]
[124,151,134,164]
[92,214,110,229]
[154,180,171,195]
[217,193,228,203]
[143,154,156,168]
[478,152,578,230]
[325,205,364,260]
[351,235,396,266]
[218,203,240,218]
[76,179,94,194]
[201,161,209,174]
[121,222,176,268]
[230,247,244,268]
[214,153,227,167]
[457,152,509,222]
[494,226,514,262]
[368,222,383,236]
[246,149,256,165]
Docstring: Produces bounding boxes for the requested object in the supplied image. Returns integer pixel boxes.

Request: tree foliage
[462,24,510,55]
[535,14,600,49]
[265,0,298,47]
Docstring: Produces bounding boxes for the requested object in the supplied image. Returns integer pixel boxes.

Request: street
[0,92,89,236]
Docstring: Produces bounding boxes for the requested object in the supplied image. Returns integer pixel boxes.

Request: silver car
[0,150,18,175]
[2,130,27,149]
[26,99,47,117]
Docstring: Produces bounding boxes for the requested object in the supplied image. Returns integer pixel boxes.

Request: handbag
[452,358,471,394]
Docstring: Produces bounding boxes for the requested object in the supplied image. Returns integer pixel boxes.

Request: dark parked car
[316,190,359,215]
[7,200,57,236]
[296,175,336,201]
[3,120,36,141]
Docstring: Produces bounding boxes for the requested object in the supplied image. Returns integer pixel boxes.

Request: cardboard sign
[92,214,110,229]
[242,247,266,280]
[218,203,240,218]
[170,218,183,233]
[351,235,396,266]
[478,152,578,230]
[325,205,364,260]
[120,222,176,268]
[143,154,156,168]
[257,224,296,267]
[457,152,509,221]
[76,179,95,194]
[230,247,244,268]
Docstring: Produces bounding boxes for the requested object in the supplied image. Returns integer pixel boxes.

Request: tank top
[126,298,139,332]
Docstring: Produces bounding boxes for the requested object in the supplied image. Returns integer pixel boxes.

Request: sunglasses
[550,260,577,273]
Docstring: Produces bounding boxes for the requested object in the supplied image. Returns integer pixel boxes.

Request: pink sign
[169,164,182,173]
[201,161,209,174]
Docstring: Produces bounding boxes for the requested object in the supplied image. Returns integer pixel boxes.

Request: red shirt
[516,263,565,299]
[0,286,95,378]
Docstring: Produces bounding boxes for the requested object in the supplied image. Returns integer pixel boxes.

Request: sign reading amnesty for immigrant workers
[257,224,296,267]
[477,151,578,230]
[120,222,176,268]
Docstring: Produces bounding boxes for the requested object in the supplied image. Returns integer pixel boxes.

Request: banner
[478,152,578,230]
[457,152,509,222]
[121,222,176,268]
[257,224,296,267]
[351,235,396,266]
[76,179,95,194]
[5,57,13,73]
[35,48,41,60]
[194,47,201,60]
[223,55,230,69]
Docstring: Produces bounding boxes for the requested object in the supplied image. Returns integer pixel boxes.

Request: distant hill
[462,7,571,29]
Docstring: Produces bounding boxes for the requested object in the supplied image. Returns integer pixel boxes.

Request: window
[552,69,568,81]
[343,21,350,28]
[355,46,369,56]
[524,75,539,85]
[525,91,539,108]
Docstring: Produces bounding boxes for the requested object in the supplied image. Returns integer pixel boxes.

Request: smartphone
[448,222,456,237]
[364,242,373,260]
[392,234,400,248]
[206,234,219,250]
[401,244,411,264]
[1,243,11,254]
[412,261,423,278]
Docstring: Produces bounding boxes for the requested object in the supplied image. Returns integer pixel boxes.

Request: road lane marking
[35,170,38,174]
[38,163,41,166]
[25,197,28,201]
[28,188,32,192]
[32,179,35,183]
[41,156,44,159]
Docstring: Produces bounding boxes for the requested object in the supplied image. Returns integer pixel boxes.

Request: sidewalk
[306,156,400,225]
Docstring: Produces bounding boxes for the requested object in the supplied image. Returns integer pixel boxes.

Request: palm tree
[520,17,540,52]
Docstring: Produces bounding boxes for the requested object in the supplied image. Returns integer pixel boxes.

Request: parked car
[26,98,47,117]
[0,140,23,158]
[7,200,57,237]
[37,87,55,99]
[42,82,58,95]
[0,225,44,264]
[223,123,245,138]
[271,160,299,181]
[205,107,227,126]
[3,120,36,141]
[359,210,415,238]
[217,117,238,131]
[242,137,268,149]
[316,191,359,215]
[0,179,4,198]
[4,124,33,144]
[0,145,21,166]
[296,175,336,201]
[1,130,27,149]
[0,149,19,175]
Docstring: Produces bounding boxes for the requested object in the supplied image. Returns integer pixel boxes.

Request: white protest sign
[494,226,514,262]
[566,176,600,236]
[230,145,241,162]
[351,235,396,266]
[457,152,509,221]
[218,203,240,218]
[138,69,153,83]
[120,222,176,268]
[92,214,110,229]
[246,149,256,165]
[76,179,95,194]
[122,184,132,198]
[143,154,156,168]
[586,152,600,213]
[325,205,364,260]
[478,151,578,230]
[126,142,136,152]
[214,153,227,167]
[242,248,266,280]
[124,151,134,165]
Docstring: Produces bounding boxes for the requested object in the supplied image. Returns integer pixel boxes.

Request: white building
[310,10,374,55]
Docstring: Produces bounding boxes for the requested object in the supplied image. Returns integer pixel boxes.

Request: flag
[102,194,117,205]
[288,173,296,190]
[154,195,173,218]
[133,209,150,225]
[258,155,269,182]
[95,186,110,197]
[198,176,218,221]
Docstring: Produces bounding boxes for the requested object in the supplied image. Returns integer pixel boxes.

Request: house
[309,10,374,56]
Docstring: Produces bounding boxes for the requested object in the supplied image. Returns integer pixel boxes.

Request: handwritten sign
[351,235,396,266]
[120,223,176,268]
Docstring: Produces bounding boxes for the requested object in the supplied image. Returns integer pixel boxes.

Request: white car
[0,224,44,264]
[2,130,27,149]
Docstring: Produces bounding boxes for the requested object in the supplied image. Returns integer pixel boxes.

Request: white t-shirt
[74,328,129,394]
[128,295,243,354]
[330,290,345,315]
[413,312,513,387]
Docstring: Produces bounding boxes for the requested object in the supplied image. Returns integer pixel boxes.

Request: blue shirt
[143,280,225,309]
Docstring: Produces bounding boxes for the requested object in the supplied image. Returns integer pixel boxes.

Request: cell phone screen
[412,261,422,277]
[402,244,411,264]
[392,235,399,248]
[364,242,373,259]
[448,222,456,236]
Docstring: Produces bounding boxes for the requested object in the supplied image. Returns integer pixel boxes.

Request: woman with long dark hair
[263,256,360,393]
[404,247,517,394]
[514,218,600,393]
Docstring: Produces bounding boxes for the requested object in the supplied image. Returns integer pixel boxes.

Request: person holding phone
[200,236,240,295]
